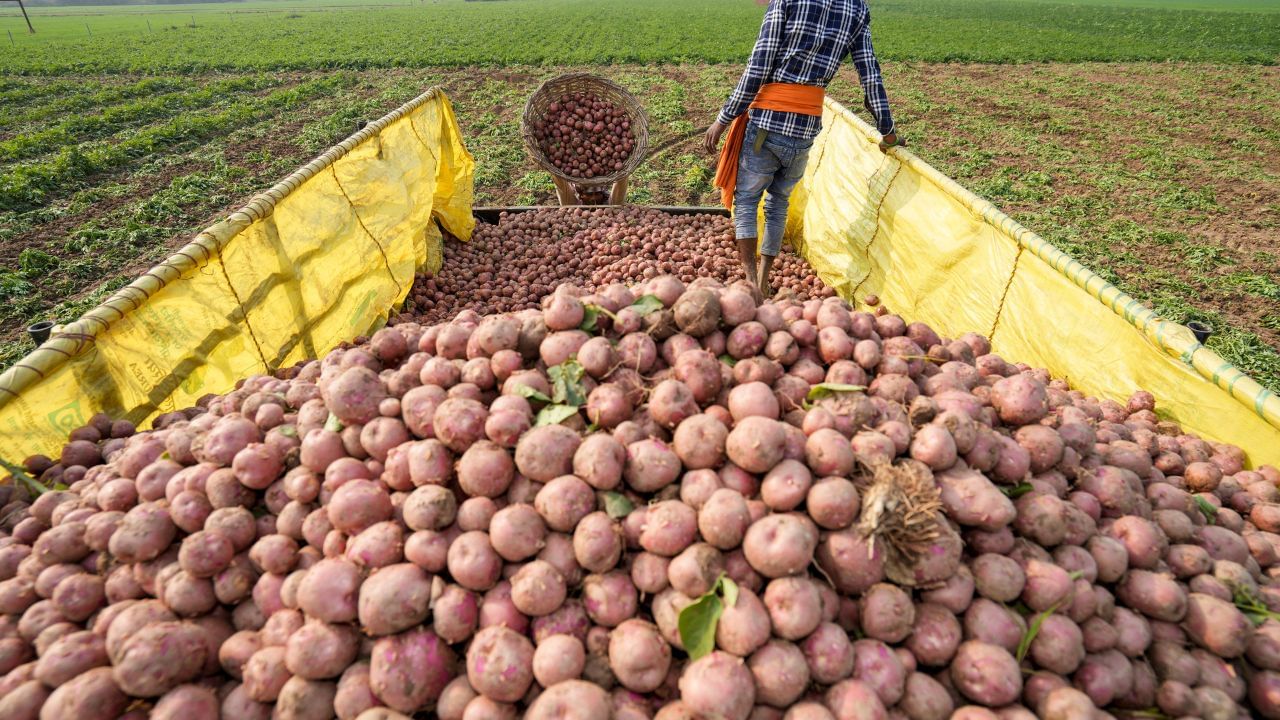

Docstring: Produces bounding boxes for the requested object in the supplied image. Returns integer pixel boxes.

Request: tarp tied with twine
[783,99,1280,468]
[0,88,475,465]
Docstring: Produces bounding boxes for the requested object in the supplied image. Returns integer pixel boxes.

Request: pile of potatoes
[399,207,834,326]
[4,272,1280,720]
[530,91,635,179]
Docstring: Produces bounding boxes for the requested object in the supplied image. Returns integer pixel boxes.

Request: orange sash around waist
[714,82,825,210]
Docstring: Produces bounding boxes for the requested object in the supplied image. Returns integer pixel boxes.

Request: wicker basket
[521,73,649,188]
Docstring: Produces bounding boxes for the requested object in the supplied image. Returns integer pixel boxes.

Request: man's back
[764,0,858,89]
[717,0,893,141]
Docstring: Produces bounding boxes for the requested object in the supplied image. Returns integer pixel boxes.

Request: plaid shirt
[717,0,895,140]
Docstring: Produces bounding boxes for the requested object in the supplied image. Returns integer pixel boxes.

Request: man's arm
[705,0,787,152]
[850,7,898,147]
[716,0,783,124]
[718,0,787,126]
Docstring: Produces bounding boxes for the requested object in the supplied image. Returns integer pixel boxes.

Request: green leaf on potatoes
[603,492,634,519]
[1232,585,1280,627]
[0,456,51,497]
[324,413,344,433]
[549,358,587,407]
[535,404,580,427]
[719,575,739,609]
[677,573,741,660]
[1194,496,1218,525]
[580,306,600,333]
[514,384,553,404]
[678,593,723,661]
[1001,482,1035,499]
[805,383,867,403]
[1016,604,1058,664]
[630,294,664,317]
[584,303,617,323]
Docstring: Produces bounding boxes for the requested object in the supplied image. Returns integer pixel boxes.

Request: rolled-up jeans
[732,121,814,257]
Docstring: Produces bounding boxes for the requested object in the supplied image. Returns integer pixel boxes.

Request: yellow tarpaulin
[789,98,1280,468]
[0,88,475,464]
[1,89,1274,472]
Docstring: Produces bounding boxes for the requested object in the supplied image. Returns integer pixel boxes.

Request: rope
[214,256,271,373]
[849,158,904,299]
[328,164,405,300]
[988,244,1024,340]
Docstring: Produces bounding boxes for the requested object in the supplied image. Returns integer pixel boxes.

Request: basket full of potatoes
[522,73,649,189]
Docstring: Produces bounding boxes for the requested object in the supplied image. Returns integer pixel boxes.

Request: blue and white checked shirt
[717,0,895,140]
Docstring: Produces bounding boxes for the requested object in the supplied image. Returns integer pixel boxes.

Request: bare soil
[1,61,1275,377]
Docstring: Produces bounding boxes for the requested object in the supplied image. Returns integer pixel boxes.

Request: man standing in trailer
[706,0,899,297]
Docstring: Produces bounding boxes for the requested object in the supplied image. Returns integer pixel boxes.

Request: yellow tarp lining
[0,89,475,465]
[0,90,1274,472]
[790,99,1280,468]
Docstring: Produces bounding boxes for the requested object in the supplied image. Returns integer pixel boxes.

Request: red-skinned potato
[2,222,1273,720]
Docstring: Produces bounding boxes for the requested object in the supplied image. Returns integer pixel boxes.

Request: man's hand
[704,120,729,154]
[878,132,903,153]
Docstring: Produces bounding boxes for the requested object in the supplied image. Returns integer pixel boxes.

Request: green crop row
[0,80,97,117]
[0,75,279,163]
[0,74,352,212]
[0,0,1276,75]
[0,78,193,127]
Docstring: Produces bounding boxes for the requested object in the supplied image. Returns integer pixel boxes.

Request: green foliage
[1,0,1276,75]
[1001,482,1035,499]
[1224,272,1280,300]
[0,75,277,163]
[0,456,64,497]
[514,385,552,404]
[602,492,634,519]
[805,383,867,406]
[1182,243,1232,270]
[1195,496,1219,524]
[1234,584,1280,626]
[1015,570,1082,662]
[677,574,739,660]
[0,75,349,211]
[629,294,664,317]
[0,77,188,127]
[16,248,59,276]
[534,358,588,426]
[678,592,722,661]
[548,358,587,406]
[534,404,580,427]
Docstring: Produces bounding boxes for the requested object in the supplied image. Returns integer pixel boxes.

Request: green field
[1,0,1278,73]
[0,0,1277,393]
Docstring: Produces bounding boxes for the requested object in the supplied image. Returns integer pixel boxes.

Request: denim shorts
[732,121,814,256]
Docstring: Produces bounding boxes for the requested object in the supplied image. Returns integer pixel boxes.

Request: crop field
[2,0,1279,71]
[0,0,1277,391]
